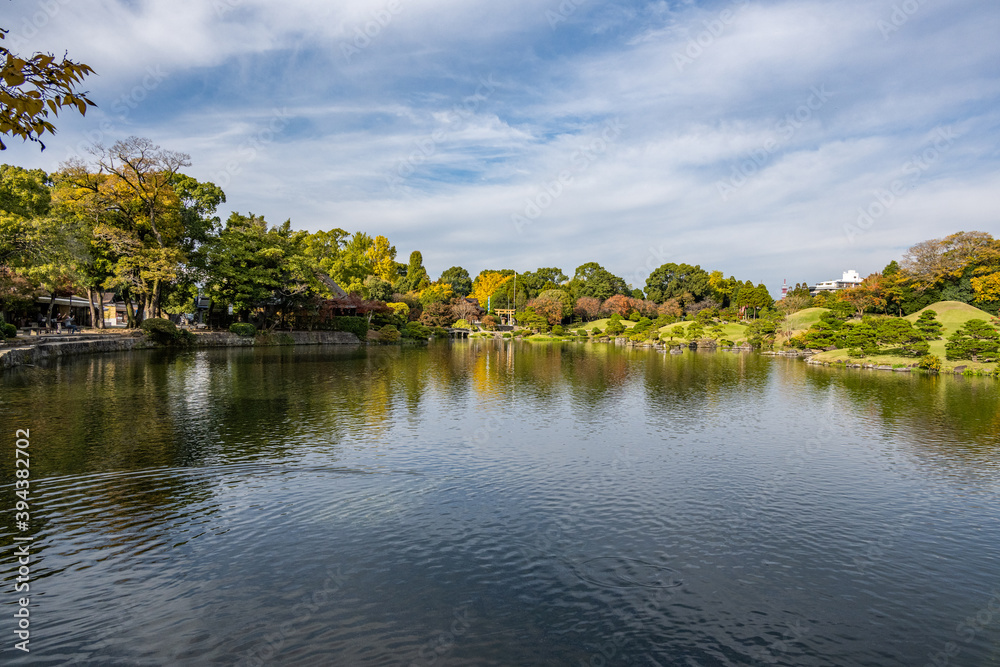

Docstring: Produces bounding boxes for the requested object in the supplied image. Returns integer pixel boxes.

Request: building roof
[315,272,349,298]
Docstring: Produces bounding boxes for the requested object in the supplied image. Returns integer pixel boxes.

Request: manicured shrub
[335,316,369,339]
[403,321,431,340]
[605,320,626,336]
[140,317,187,345]
[379,324,401,343]
[918,354,942,372]
[945,319,999,361]
[229,322,257,337]
[1,322,17,338]
[551,324,564,336]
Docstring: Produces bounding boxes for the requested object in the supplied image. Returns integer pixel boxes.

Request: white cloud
[2,0,998,290]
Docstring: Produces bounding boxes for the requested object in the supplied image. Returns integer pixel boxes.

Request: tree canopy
[1,29,96,150]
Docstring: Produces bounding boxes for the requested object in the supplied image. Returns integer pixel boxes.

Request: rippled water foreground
[2,341,999,665]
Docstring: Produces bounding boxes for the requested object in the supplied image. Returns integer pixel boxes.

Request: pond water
[1,341,999,666]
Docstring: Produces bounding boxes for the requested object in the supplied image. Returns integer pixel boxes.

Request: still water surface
[2,341,999,665]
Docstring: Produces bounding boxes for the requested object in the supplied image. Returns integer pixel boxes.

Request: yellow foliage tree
[366,234,397,282]
[470,271,512,309]
[971,271,1000,304]
[419,281,454,305]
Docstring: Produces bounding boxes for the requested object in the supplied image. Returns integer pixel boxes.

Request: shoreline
[3,331,995,378]
[0,330,361,371]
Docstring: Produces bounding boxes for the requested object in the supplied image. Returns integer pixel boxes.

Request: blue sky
[4,0,999,294]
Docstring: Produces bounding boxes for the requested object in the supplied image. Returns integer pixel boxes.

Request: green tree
[644,263,712,304]
[0,164,51,262]
[203,213,311,324]
[58,137,194,320]
[363,275,393,302]
[945,319,999,361]
[520,267,567,299]
[871,317,927,356]
[398,250,430,293]
[438,266,472,296]
[914,310,943,339]
[568,262,629,301]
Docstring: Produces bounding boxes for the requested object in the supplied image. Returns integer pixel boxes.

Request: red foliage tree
[603,294,637,317]
[658,298,682,318]
[573,296,601,321]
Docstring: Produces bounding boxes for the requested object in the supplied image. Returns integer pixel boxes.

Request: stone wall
[0,330,360,370]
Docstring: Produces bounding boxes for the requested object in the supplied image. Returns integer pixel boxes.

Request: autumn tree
[366,235,398,282]
[0,29,96,150]
[573,296,601,321]
[603,294,637,317]
[420,301,455,328]
[901,231,996,290]
[470,271,512,310]
[838,273,886,318]
[419,281,454,306]
[657,298,683,319]
[451,297,481,322]
[58,137,197,320]
[529,289,572,325]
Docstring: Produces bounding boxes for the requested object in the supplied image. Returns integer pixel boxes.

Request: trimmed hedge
[334,316,368,339]
[229,322,257,337]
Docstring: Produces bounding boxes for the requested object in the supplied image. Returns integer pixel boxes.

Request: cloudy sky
[3,0,998,293]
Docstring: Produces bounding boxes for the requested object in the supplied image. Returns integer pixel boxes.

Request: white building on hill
[811,270,863,296]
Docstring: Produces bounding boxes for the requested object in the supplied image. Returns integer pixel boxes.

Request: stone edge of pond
[0,331,361,371]
[801,355,998,377]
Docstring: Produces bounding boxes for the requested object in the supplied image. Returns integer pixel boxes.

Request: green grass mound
[786,307,830,332]
[656,321,748,344]
[570,318,636,332]
[904,301,995,330]
[811,301,998,371]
